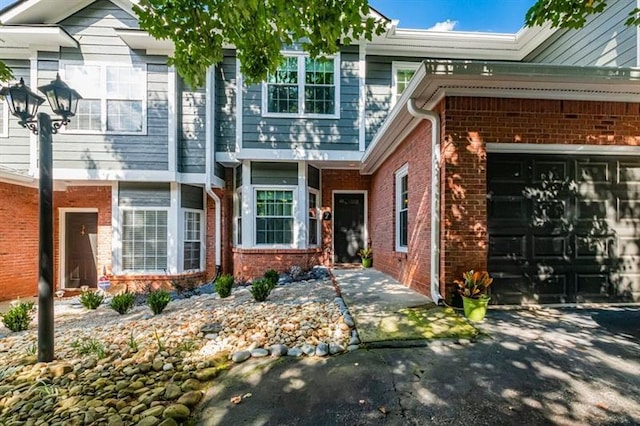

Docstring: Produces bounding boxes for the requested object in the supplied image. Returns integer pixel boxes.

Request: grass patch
[372,305,478,341]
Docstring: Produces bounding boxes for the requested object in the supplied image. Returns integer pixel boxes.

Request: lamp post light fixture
[0,74,81,362]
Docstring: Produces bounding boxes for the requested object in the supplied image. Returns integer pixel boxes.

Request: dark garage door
[488,153,640,304]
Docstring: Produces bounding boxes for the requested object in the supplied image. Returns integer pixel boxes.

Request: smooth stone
[329,343,344,355]
[177,391,202,408]
[270,344,288,357]
[137,415,160,426]
[158,419,179,426]
[164,384,182,400]
[162,363,174,372]
[347,344,360,352]
[231,350,251,363]
[141,405,165,418]
[200,323,223,334]
[349,336,360,346]
[152,360,164,372]
[130,404,147,416]
[139,363,152,373]
[251,348,269,358]
[287,348,303,357]
[315,343,329,357]
[107,414,124,426]
[181,379,202,392]
[204,333,218,340]
[343,315,355,327]
[195,367,221,381]
[49,363,72,378]
[301,344,315,356]
[162,404,190,420]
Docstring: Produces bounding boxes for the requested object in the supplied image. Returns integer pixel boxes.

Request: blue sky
[0,0,535,34]
[370,0,536,33]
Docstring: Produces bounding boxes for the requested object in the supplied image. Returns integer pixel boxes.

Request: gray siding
[251,161,298,185]
[0,60,31,172]
[118,182,170,207]
[39,0,169,171]
[215,50,237,153]
[241,45,360,151]
[179,80,205,173]
[181,184,204,209]
[526,0,637,66]
[365,55,420,146]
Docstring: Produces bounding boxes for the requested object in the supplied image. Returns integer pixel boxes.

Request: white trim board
[486,143,640,156]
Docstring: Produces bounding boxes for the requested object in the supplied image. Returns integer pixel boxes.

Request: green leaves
[134,0,387,87]
[525,0,607,29]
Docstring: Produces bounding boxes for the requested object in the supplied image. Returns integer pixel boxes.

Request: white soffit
[0,0,137,24]
[116,29,174,55]
[0,25,78,51]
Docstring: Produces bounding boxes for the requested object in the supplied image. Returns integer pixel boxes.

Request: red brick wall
[370,121,433,296]
[0,182,39,301]
[320,169,371,265]
[440,97,640,299]
[232,248,322,280]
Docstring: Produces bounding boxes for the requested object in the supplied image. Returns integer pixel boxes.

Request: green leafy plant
[250,278,273,302]
[109,292,136,315]
[0,365,20,381]
[215,274,234,298]
[454,270,493,300]
[177,339,197,353]
[25,343,37,356]
[1,301,35,332]
[127,330,139,352]
[147,290,171,315]
[264,269,279,289]
[71,338,106,359]
[154,328,166,352]
[358,247,373,259]
[79,290,104,310]
[30,379,59,396]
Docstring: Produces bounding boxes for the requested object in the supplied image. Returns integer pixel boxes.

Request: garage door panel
[489,153,640,304]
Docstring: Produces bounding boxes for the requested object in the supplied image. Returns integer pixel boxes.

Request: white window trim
[308,188,321,247]
[253,185,298,249]
[233,187,242,247]
[119,206,170,274]
[391,61,420,107]
[261,51,341,119]
[181,208,205,273]
[59,61,148,136]
[0,97,8,138]
[395,163,409,253]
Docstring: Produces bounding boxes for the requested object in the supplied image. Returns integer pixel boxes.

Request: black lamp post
[0,75,81,362]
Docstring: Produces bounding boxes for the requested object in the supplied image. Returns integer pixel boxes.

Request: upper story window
[263,54,340,119]
[392,62,420,105]
[62,63,146,134]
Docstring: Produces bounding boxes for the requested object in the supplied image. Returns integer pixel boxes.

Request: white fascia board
[0,0,136,24]
[116,29,175,56]
[0,26,78,49]
[216,149,364,163]
[487,143,640,156]
[0,168,36,186]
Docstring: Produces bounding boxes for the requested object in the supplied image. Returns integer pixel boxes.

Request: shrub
[109,292,136,315]
[147,290,171,315]
[79,290,104,310]
[215,274,234,298]
[1,301,35,332]
[250,278,273,302]
[71,338,106,359]
[264,269,279,289]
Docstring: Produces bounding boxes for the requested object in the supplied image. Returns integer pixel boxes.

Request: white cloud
[427,19,458,32]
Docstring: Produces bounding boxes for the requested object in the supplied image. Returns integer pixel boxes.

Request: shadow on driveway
[196,308,640,425]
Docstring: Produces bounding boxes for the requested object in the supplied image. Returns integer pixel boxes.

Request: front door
[65,212,98,288]
[333,193,366,263]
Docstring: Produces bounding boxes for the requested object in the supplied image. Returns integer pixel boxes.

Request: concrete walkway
[333,268,475,344]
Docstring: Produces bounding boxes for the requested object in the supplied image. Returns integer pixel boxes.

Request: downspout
[204,66,222,279]
[407,98,444,304]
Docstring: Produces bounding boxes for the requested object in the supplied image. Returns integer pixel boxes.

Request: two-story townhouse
[1,0,639,305]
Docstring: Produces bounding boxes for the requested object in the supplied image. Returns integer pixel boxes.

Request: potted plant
[454,270,493,322]
[358,247,373,268]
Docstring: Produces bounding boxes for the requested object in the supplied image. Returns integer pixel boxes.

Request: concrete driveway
[196,307,640,425]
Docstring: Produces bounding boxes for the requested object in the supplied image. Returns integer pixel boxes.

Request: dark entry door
[488,153,640,304]
[65,212,98,288]
[334,193,366,263]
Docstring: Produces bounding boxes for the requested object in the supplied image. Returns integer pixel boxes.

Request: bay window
[122,210,168,271]
[255,190,294,245]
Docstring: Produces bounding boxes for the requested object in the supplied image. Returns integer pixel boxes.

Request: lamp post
[0,75,81,362]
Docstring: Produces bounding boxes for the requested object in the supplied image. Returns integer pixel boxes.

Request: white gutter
[407,98,443,304]
[204,66,222,274]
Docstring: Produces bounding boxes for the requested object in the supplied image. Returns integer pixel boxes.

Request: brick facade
[232,248,322,280]
[369,121,434,296]
[0,182,39,300]
[439,96,640,299]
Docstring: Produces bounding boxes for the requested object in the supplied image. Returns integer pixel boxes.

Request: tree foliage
[133,0,387,88]
[525,0,640,29]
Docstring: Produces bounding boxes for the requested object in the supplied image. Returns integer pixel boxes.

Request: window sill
[61,130,148,136]
[261,112,340,120]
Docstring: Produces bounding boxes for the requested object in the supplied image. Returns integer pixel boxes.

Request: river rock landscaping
[0,270,357,425]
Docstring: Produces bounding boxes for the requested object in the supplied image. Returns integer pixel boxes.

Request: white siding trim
[167,66,177,173]
[235,58,243,154]
[58,207,99,289]
[28,54,37,176]
[358,44,366,151]
[111,183,121,274]
[216,149,363,163]
[240,160,252,247]
[296,160,307,249]
[167,182,179,274]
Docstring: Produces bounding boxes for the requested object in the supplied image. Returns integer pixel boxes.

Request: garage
[487,153,640,304]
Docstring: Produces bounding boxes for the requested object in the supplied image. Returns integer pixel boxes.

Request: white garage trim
[487,143,640,156]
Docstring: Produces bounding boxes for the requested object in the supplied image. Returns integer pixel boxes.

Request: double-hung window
[395,164,409,252]
[122,210,168,271]
[63,63,146,133]
[392,62,420,105]
[183,211,201,271]
[255,190,294,245]
[264,54,339,118]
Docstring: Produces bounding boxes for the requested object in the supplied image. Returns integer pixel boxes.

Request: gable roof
[0,0,135,24]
